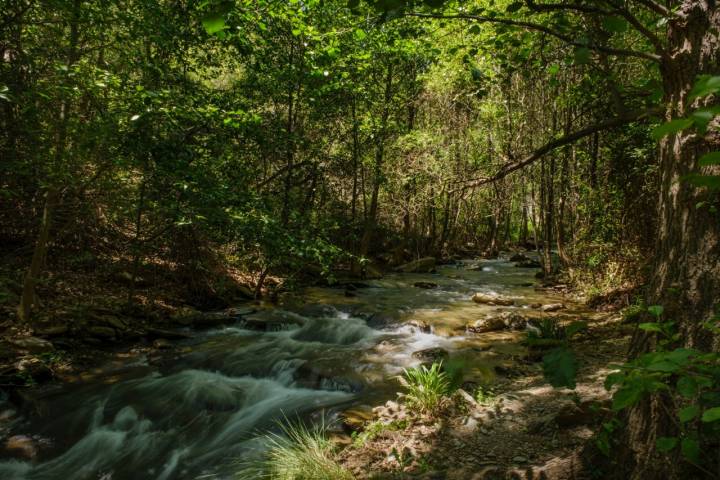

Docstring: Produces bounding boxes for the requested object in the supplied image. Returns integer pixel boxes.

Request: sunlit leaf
[651,119,693,140]
[699,152,720,166]
[702,407,720,422]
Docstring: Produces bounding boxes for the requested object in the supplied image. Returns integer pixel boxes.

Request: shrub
[238,420,353,480]
[401,362,451,414]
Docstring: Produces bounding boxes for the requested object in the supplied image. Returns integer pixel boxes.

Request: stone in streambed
[467,312,527,333]
[541,303,566,312]
[412,347,449,364]
[8,337,54,354]
[396,257,436,273]
[414,281,438,289]
[471,293,514,306]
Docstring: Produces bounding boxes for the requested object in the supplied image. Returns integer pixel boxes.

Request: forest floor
[338,311,632,480]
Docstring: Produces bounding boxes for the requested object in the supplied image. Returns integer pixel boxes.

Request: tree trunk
[620,3,720,479]
[358,61,393,261]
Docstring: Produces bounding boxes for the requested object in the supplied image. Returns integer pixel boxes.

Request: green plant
[527,319,588,389]
[351,419,408,447]
[400,362,451,414]
[598,307,720,473]
[474,384,497,406]
[237,419,353,480]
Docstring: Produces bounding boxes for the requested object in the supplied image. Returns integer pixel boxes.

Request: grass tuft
[401,362,450,414]
[237,419,353,480]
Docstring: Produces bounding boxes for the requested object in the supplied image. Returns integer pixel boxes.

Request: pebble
[512,456,528,463]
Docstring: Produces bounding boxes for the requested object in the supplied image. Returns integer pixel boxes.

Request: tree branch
[600,1,666,55]
[458,108,660,190]
[405,12,661,62]
[524,1,611,15]
[633,0,670,17]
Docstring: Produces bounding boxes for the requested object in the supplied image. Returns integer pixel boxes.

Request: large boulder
[471,293,514,306]
[467,312,527,333]
[396,257,436,273]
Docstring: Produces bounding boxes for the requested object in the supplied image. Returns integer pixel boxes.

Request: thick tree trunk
[620,3,720,479]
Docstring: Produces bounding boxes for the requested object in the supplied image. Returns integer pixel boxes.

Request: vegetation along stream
[0,257,593,480]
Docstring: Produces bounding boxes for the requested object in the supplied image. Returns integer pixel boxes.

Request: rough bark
[620,3,720,479]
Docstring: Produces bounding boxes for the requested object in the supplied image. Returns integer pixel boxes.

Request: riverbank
[0,253,639,479]
[336,310,630,479]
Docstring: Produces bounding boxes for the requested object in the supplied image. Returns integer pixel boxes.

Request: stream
[0,256,588,480]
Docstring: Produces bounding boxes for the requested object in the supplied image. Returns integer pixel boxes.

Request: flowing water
[0,257,587,480]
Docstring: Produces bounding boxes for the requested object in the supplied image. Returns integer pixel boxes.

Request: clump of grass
[238,420,353,480]
[528,318,567,340]
[400,362,451,414]
[351,418,408,447]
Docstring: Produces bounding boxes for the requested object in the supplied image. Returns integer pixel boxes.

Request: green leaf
[679,405,700,422]
[656,436,678,452]
[604,371,625,390]
[681,437,700,464]
[602,16,628,33]
[688,75,720,102]
[639,322,662,332]
[506,2,523,12]
[699,152,720,166]
[677,376,698,398]
[651,119,693,140]
[701,407,720,422]
[468,24,481,34]
[684,174,720,190]
[647,305,664,317]
[690,106,720,134]
[613,385,642,410]
[542,347,577,389]
[202,14,226,35]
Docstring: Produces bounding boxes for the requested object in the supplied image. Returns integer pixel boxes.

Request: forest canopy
[0,1,719,479]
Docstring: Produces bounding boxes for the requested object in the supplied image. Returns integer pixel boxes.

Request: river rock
[411,347,448,363]
[396,257,436,273]
[515,259,542,268]
[341,405,374,432]
[471,293,514,306]
[366,312,398,330]
[294,362,365,393]
[88,326,116,339]
[541,303,566,312]
[406,319,431,333]
[413,281,438,289]
[34,324,69,337]
[4,435,38,459]
[468,312,527,333]
[364,264,384,279]
[529,303,542,309]
[152,339,173,349]
[8,337,54,354]
[509,252,529,262]
[467,316,507,333]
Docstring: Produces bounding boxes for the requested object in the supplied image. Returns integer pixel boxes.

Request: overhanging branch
[458,108,660,191]
[405,12,661,62]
